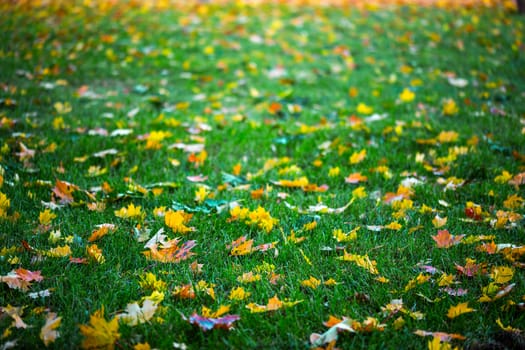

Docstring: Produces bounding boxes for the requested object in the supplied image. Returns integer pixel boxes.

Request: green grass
[1,1,524,349]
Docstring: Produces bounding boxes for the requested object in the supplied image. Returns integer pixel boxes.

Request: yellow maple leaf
[432,215,447,228]
[246,295,301,313]
[194,186,209,203]
[494,170,513,184]
[1,304,27,328]
[246,206,278,233]
[447,302,475,319]
[490,266,514,284]
[352,186,367,199]
[139,272,166,292]
[39,209,56,226]
[436,131,459,143]
[437,273,455,287]
[356,103,373,115]
[237,272,261,284]
[164,210,194,234]
[230,238,254,256]
[47,245,72,258]
[301,276,321,289]
[442,99,459,116]
[134,343,151,350]
[332,227,359,242]
[229,287,251,301]
[503,194,524,210]
[338,251,378,274]
[428,336,453,350]
[349,149,367,164]
[384,221,402,230]
[399,88,415,103]
[114,203,144,221]
[79,307,120,350]
[201,305,230,318]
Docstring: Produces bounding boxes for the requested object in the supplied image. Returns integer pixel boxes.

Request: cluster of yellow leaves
[301,276,338,289]
[228,286,251,301]
[332,227,359,242]
[0,191,18,220]
[229,205,278,233]
[144,130,172,150]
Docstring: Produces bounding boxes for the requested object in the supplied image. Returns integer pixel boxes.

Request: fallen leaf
[79,306,120,350]
[246,295,302,313]
[1,304,27,328]
[310,318,355,347]
[182,313,240,331]
[52,179,79,204]
[338,251,378,274]
[116,299,158,326]
[447,302,475,319]
[432,229,464,248]
[40,312,61,346]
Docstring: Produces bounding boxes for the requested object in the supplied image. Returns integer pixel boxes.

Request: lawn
[0,0,524,349]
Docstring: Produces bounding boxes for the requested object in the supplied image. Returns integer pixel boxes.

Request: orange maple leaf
[508,172,525,187]
[476,241,498,254]
[88,224,117,242]
[143,239,196,263]
[455,258,487,277]
[344,172,368,184]
[432,229,464,248]
[172,284,196,299]
[14,268,44,282]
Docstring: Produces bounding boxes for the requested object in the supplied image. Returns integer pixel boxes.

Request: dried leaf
[40,312,61,346]
[116,299,158,326]
[310,318,355,347]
